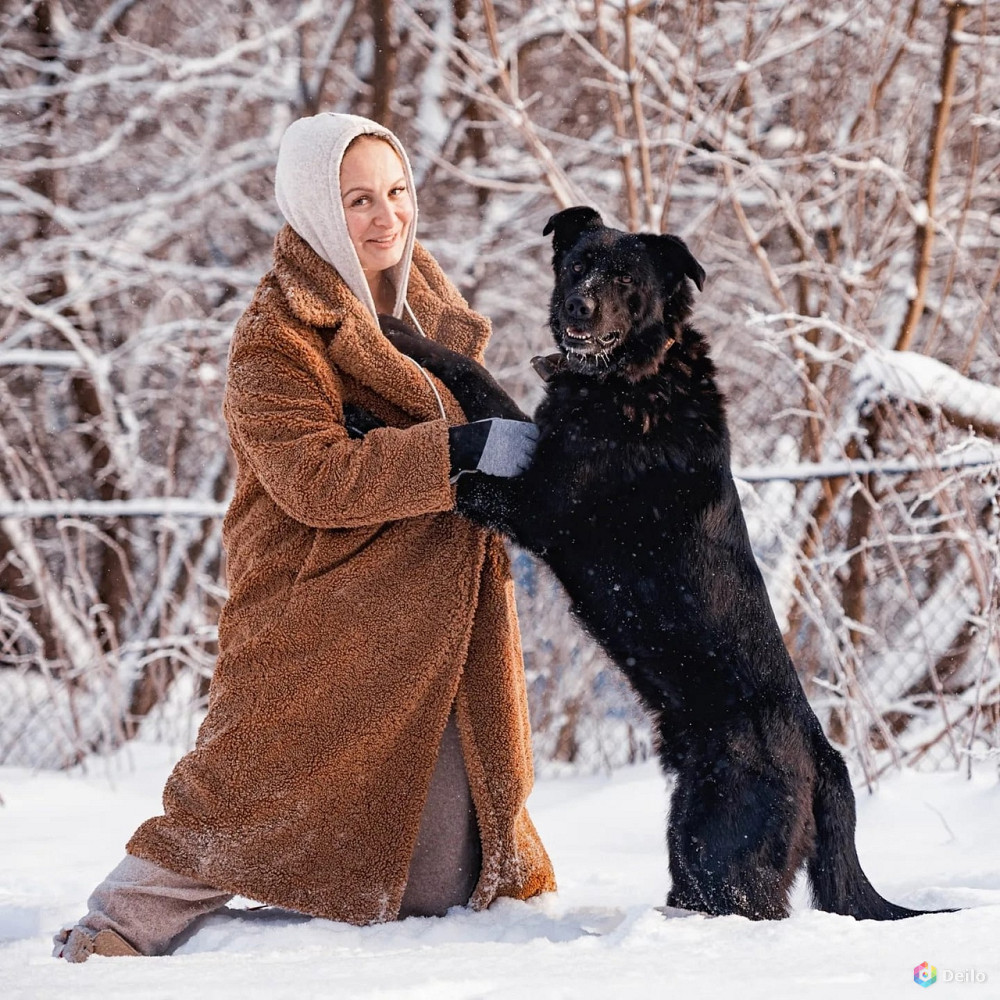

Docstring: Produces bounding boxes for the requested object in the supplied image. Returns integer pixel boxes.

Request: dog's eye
[616,274,633,284]
[571,261,584,273]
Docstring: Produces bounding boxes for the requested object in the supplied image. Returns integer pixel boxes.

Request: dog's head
[542,206,705,374]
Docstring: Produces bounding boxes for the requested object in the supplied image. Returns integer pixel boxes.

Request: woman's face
[340,137,414,277]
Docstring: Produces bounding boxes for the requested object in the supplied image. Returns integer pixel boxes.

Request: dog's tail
[807,737,936,920]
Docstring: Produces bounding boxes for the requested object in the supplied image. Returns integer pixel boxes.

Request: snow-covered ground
[1,742,998,1000]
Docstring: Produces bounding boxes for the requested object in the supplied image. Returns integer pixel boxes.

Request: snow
[412,0,454,180]
[0,349,83,369]
[734,442,1000,483]
[853,349,1000,436]
[2,743,998,999]
[0,497,228,519]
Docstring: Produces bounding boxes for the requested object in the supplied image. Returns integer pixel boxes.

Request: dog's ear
[543,206,603,264]
[641,233,706,292]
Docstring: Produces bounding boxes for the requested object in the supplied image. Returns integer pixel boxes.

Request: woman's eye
[390,186,407,197]
[617,274,633,284]
[351,196,369,208]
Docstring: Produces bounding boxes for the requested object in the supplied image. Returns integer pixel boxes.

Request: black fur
[376,209,938,921]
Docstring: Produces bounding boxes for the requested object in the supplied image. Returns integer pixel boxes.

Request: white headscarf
[274,113,418,320]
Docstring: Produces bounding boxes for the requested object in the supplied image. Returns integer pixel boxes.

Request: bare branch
[895,2,969,351]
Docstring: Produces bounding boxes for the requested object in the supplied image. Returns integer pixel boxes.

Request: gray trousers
[400,709,482,918]
[65,712,481,955]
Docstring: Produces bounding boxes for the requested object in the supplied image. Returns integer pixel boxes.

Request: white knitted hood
[274,113,418,320]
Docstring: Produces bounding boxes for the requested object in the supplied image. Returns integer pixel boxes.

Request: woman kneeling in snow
[55,112,555,962]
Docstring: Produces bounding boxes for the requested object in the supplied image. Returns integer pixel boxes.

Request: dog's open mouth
[559,325,623,358]
[557,325,624,370]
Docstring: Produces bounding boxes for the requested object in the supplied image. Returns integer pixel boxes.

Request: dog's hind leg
[665,750,809,921]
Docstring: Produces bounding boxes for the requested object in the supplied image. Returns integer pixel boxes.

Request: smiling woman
[53,112,554,962]
[340,136,415,312]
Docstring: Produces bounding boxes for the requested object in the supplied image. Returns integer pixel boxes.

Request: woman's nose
[371,198,394,228]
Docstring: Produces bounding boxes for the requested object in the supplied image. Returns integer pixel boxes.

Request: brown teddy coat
[127,224,556,924]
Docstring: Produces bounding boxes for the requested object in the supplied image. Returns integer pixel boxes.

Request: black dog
[366,207,932,921]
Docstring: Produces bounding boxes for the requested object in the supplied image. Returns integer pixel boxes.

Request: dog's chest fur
[531,328,729,499]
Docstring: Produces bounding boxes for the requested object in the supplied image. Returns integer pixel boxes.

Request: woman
[55,112,555,962]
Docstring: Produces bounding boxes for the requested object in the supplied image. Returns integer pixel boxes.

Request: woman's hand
[342,404,537,479]
[449,419,539,479]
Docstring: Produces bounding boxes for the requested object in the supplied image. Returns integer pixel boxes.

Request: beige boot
[54,926,141,962]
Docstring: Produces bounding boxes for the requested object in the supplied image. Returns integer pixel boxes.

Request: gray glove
[448,418,539,479]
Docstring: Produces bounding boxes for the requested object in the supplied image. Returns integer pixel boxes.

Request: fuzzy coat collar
[271,224,491,424]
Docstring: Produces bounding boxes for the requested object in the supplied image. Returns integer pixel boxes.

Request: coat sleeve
[224,342,455,529]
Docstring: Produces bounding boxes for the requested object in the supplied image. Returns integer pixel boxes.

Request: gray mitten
[448,418,539,479]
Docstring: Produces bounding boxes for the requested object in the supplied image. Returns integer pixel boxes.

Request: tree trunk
[370,0,397,128]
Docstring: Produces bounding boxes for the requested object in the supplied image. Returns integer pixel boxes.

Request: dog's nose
[565,294,595,320]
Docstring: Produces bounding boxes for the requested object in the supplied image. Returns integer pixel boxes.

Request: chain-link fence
[2,0,999,778]
[2,321,998,776]
[514,331,1000,779]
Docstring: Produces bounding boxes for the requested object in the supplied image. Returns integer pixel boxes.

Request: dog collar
[530,353,566,383]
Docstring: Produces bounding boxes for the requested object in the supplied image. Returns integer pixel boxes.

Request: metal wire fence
[2,333,998,778]
[2,0,998,780]
[515,333,1000,780]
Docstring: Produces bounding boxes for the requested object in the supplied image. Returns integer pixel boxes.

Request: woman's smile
[367,231,401,248]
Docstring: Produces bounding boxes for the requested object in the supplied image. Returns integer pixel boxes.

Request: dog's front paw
[342,403,385,439]
[454,473,521,538]
[378,314,427,356]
